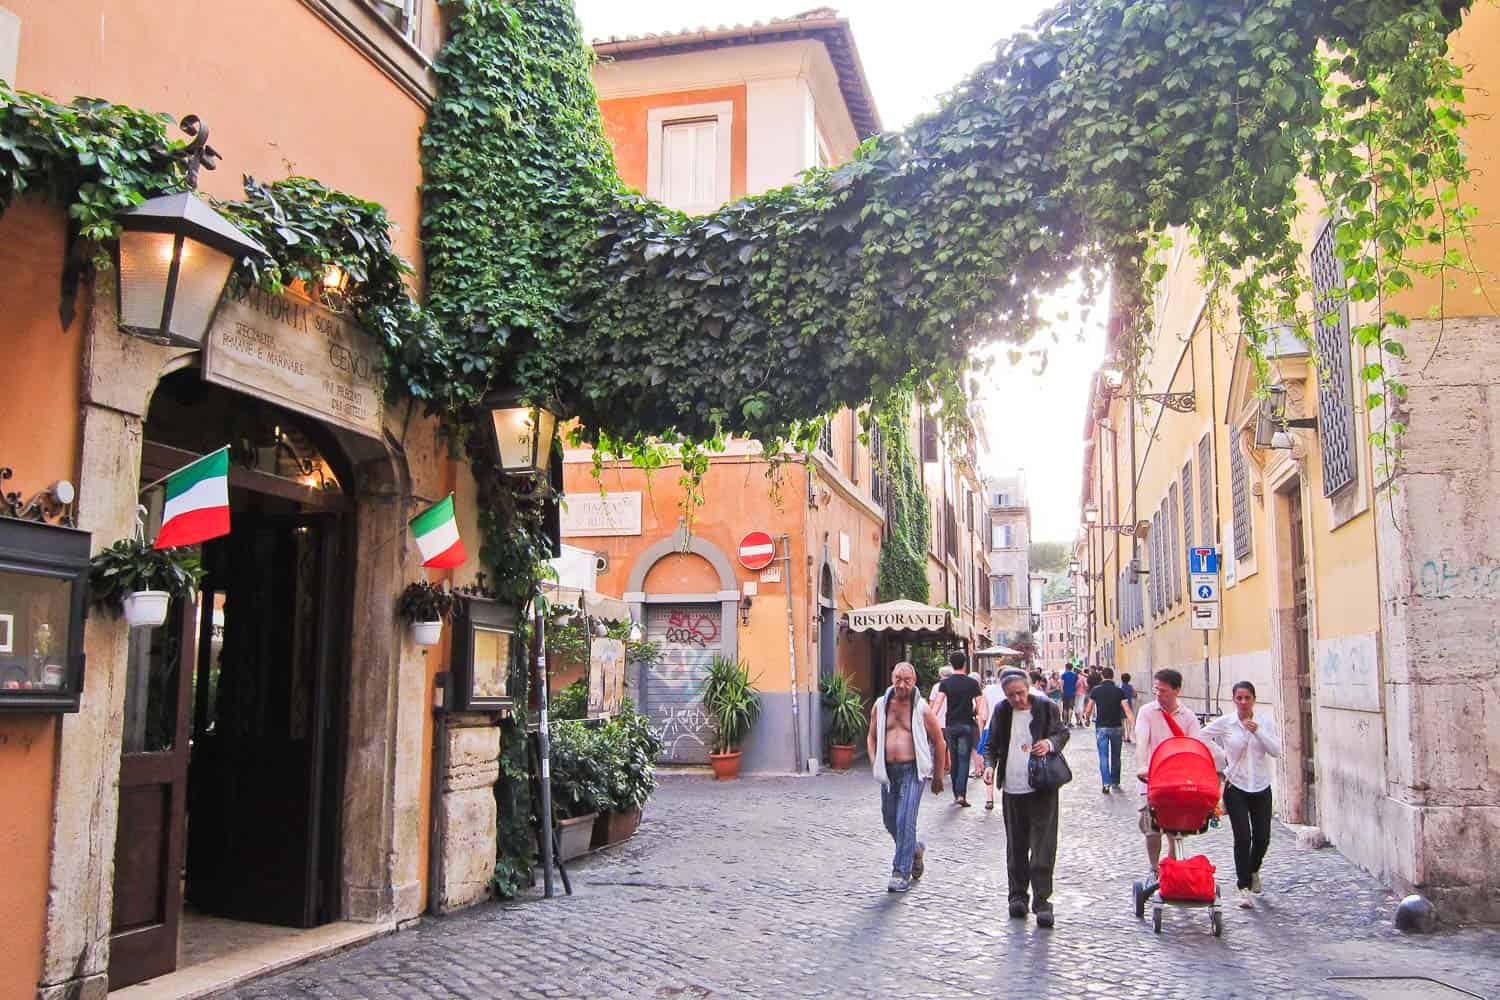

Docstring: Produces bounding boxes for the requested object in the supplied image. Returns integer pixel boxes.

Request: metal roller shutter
[643,603,722,764]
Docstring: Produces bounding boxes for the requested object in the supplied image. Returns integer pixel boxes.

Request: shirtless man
[867,662,948,892]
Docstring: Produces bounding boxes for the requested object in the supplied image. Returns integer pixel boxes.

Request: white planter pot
[410,620,443,646]
[123,590,170,629]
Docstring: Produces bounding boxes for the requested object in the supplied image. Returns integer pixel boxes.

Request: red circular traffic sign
[738,531,776,571]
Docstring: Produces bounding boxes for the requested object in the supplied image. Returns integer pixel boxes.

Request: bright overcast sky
[574,0,1105,543]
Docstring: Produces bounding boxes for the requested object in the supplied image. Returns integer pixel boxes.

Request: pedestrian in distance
[1045,671,1062,700]
[1203,680,1282,909]
[1119,672,1137,743]
[980,670,1008,810]
[1060,663,1080,727]
[929,663,953,730]
[1133,668,1203,874]
[867,662,948,893]
[983,668,1069,927]
[930,651,985,807]
[1029,670,1051,701]
[1081,667,1133,794]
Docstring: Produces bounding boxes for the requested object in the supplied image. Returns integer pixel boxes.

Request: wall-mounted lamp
[486,389,559,481]
[739,594,753,626]
[115,116,266,348]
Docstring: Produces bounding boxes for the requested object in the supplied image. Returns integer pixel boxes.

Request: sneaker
[911,843,926,880]
[888,874,911,893]
[1008,900,1029,919]
[1101,785,1111,795]
[1250,873,1262,894]
[1237,888,1254,909]
[1035,905,1055,928]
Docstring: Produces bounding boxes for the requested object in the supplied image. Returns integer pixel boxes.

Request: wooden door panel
[112,783,172,930]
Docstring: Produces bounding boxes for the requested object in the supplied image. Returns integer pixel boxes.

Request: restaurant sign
[847,602,950,633]
[203,286,383,439]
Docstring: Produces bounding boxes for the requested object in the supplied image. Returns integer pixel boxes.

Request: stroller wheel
[1152,906,1163,934]
[1211,909,1223,937]
[1133,880,1147,919]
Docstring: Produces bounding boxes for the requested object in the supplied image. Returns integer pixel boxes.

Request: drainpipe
[781,531,804,772]
[534,610,556,897]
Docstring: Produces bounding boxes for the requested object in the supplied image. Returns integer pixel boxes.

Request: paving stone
[226,735,1500,1000]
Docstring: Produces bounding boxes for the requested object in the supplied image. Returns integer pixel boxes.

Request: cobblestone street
[233,736,1500,1000]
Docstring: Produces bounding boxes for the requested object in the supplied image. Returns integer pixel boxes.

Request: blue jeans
[945,725,975,800]
[1095,726,1123,786]
[880,761,924,875]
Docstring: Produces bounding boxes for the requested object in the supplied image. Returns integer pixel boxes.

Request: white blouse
[1202,711,1282,794]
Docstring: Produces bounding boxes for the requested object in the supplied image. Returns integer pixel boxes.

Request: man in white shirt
[1133,668,1203,873]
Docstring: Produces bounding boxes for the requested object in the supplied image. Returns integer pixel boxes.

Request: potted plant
[820,673,866,771]
[547,720,607,860]
[702,655,761,780]
[88,537,204,629]
[592,706,664,847]
[397,580,455,646]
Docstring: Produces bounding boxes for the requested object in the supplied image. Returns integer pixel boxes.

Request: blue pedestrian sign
[1189,546,1220,575]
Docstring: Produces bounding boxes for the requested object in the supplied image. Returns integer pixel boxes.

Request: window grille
[1311,222,1359,497]
[1169,482,1182,605]
[817,416,833,456]
[1197,434,1213,549]
[1154,509,1166,615]
[920,414,939,464]
[848,413,860,483]
[1230,431,1253,561]
[869,422,886,506]
[371,0,420,42]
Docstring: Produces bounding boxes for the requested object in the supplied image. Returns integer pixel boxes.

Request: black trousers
[1001,788,1059,909]
[1223,783,1273,890]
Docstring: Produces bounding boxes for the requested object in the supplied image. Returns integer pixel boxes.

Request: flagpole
[138,444,231,496]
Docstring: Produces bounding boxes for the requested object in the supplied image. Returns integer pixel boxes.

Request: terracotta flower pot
[557,813,597,861]
[607,806,642,844]
[709,751,742,780]
[830,744,856,771]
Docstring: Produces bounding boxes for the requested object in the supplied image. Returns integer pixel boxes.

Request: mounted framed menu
[0,518,90,713]
[450,596,519,712]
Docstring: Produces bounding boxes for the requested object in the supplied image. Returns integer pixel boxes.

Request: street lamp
[114,116,265,348]
[487,390,559,480]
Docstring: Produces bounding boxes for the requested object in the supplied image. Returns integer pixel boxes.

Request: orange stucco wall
[599,86,749,200]
[0,199,73,1000]
[10,0,427,270]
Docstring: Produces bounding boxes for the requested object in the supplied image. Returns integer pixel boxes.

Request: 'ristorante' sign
[847,606,949,632]
[203,286,383,439]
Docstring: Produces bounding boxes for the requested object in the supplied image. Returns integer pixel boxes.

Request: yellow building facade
[1078,3,1500,923]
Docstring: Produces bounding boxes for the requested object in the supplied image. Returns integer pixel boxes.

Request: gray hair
[939,664,954,679]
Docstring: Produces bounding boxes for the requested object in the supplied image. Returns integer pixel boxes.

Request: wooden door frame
[1269,471,1318,824]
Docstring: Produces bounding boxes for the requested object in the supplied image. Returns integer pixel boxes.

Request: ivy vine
[872,397,930,604]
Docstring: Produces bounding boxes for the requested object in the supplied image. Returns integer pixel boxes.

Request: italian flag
[409,494,466,568]
[154,446,231,549]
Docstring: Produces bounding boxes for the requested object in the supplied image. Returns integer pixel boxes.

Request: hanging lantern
[486,390,559,480]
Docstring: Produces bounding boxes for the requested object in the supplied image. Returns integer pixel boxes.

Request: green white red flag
[409,494,466,568]
[154,446,231,549]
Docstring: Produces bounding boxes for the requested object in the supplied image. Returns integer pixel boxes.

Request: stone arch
[626,526,736,593]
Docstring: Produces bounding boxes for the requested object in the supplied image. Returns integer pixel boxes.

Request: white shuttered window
[660,119,719,215]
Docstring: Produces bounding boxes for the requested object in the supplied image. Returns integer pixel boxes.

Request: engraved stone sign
[560,491,642,537]
[203,286,383,439]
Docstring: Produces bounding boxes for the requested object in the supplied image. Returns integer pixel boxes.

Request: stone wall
[1375,316,1500,922]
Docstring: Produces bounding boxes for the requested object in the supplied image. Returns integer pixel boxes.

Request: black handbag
[1028,749,1073,792]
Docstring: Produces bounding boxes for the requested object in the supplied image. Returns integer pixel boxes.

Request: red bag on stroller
[1146,712,1220,834]
[1159,854,1217,903]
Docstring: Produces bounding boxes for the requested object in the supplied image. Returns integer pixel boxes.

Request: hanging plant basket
[410,619,443,646]
[122,590,171,629]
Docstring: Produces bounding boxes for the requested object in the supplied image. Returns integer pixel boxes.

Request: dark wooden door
[1288,486,1317,825]
[185,512,343,927]
[108,599,198,990]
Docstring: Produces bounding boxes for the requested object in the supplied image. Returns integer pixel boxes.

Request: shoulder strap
[1162,707,1186,739]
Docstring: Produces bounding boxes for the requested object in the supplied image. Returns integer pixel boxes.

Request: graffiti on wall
[663,609,720,647]
[1417,557,1500,600]
[1315,632,1380,712]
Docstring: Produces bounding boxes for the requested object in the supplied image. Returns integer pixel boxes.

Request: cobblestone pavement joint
[231,736,1500,1000]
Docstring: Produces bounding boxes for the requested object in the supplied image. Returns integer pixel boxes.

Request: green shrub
[702,656,762,755]
[550,678,588,720]
[820,674,867,747]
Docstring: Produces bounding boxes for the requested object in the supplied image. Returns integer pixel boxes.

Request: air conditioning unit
[594,553,610,574]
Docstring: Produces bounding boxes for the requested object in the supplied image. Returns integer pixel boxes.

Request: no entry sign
[738,531,776,571]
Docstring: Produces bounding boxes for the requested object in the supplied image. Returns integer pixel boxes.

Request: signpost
[738,531,776,571]
[1189,545,1221,713]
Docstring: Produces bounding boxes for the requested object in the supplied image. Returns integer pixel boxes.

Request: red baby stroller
[1131,712,1224,937]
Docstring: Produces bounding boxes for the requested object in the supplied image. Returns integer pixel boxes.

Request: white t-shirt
[981,684,1005,728]
[1004,708,1033,795]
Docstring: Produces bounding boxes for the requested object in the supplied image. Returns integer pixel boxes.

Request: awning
[974,644,1023,658]
[847,599,951,634]
[540,582,631,624]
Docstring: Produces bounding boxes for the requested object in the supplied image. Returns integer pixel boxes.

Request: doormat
[1328,978,1484,999]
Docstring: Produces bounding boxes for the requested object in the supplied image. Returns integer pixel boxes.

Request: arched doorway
[109,370,354,987]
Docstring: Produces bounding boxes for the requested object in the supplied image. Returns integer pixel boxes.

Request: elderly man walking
[983,667,1069,926]
[867,662,948,893]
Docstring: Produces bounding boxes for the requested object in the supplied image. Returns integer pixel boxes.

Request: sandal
[985,800,995,811]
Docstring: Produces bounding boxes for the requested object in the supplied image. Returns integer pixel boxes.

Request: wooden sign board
[203,286,383,439]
